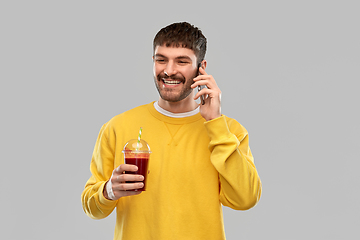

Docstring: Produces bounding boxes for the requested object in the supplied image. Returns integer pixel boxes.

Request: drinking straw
[136,127,142,151]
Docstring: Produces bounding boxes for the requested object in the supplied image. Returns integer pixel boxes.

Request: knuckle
[119,184,126,191]
[111,176,117,183]
[118,174,125,182]
[117,164,125,172]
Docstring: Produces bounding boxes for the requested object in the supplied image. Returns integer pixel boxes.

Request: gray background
[1,1,359,239]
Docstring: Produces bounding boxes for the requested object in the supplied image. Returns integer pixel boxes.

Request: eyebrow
[154,54,192,61]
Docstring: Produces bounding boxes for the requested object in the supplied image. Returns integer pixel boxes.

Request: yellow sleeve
[204,115,262,210]
[81,123,118,219]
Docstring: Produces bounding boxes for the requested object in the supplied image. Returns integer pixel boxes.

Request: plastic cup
[122,139,151,191]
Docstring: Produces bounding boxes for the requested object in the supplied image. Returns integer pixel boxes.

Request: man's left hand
[191,67,222,121]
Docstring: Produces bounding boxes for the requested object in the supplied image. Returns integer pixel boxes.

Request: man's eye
[155,59,166,63]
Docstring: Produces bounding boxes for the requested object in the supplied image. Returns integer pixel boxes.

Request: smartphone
[197,63,205,105]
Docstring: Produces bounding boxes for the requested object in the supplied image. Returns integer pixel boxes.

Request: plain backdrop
[1,1,359,239]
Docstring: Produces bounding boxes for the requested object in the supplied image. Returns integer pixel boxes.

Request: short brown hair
[153,22,207,64]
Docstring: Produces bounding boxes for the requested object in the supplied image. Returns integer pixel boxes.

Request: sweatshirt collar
[153,101,200,118]
[147,102,204,124]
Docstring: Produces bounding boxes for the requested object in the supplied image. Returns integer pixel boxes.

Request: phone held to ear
[197,63,205,105]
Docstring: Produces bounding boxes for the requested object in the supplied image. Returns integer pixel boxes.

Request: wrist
[103,181,111,200]
[205,114,222,122]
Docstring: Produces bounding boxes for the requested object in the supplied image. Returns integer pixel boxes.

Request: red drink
[122,138,151,191]
[125,157,149,191]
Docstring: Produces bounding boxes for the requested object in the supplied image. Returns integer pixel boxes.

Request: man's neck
[158,97,198,113]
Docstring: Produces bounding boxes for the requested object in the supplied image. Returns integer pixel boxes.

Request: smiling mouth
[162,79,182,85]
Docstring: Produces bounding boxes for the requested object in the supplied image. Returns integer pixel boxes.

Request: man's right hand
[103,164,145,200]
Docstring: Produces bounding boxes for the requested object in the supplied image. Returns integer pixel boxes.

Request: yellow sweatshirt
[81,102,261,240]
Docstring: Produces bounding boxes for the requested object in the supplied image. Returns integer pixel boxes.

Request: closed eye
[177,60,190,65]
[155,58,166,64]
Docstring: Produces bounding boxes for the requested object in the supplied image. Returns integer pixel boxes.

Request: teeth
[163,79,181,85]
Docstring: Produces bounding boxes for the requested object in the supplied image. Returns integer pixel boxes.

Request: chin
[160,91,193,103]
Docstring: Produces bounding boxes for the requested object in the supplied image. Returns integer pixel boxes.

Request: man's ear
[200,60,207,70]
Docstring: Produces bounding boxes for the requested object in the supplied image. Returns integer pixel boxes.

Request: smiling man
[154,46,198,104]
[82,22,262,240]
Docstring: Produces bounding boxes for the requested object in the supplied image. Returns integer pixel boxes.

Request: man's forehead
[154,45,196,59]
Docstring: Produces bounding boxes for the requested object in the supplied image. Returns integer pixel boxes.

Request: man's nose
[164,62,176,76]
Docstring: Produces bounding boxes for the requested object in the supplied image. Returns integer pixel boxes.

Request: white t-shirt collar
[153,101,199,118]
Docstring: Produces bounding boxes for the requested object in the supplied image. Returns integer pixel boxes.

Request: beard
[154,72,197,103]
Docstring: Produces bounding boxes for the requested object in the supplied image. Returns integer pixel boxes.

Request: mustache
[157,73,185,82]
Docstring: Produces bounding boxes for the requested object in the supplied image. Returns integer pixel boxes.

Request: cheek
[153,64,162,77]
[153,66,156,77]
[184,69,198,80]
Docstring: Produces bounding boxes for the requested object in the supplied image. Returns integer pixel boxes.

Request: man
[82,22,262,240]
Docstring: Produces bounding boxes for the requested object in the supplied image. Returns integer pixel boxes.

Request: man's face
[153,45,198,103]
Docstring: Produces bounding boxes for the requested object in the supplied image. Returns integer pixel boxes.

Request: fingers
[198,65,207,75]
[192,72,219,91]
[115,164,138,174]
[116,190,142,198]
[192,77,221,101]
[112,173,144,184]
[114,181,144,191]
[191,69,222,121]
[107,164,145,200]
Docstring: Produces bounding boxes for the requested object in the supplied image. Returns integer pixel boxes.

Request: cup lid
[122,139,151,153]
